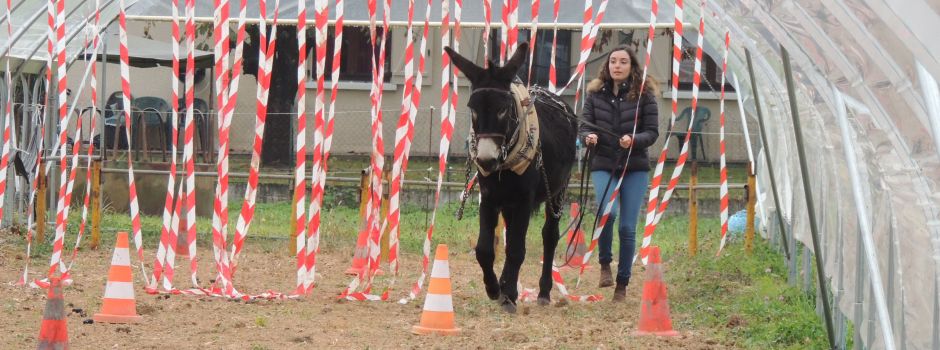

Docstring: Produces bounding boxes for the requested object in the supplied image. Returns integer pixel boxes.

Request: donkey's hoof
[485,285,500,300]
[537,297,551,306]
[497,294,517,314]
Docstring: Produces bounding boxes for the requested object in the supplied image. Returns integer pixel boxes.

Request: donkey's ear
[497,42,529,80]
[444,46,483,83]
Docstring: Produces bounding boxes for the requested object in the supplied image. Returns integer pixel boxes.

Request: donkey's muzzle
[475,137,502,173]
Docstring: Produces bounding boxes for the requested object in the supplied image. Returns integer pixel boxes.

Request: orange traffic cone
[412,244,460,335]
[37,277,68,349]
[561,203,590,270]
[93,231,142,323]
[635,246,678,336]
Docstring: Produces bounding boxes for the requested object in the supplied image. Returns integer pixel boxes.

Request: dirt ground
[1,238,731,349]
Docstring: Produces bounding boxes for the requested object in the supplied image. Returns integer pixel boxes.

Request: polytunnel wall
[685,1,940,349]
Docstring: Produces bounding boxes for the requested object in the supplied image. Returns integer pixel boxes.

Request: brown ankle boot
[599,263,613,288]
[612,280,628,302]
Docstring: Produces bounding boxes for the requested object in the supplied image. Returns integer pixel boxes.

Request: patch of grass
[28,183,823,349]
[656,217,829,349]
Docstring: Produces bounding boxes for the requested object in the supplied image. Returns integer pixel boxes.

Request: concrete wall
[65,23,757,164]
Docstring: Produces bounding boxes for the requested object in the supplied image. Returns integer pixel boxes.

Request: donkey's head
[444,43,528,174]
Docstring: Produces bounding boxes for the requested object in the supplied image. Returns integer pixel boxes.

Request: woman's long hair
[595,45,660,101]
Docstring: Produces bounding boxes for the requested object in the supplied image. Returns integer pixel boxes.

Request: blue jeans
[591,170,649,284]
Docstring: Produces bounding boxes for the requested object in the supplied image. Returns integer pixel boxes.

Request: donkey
[445,43,578,313]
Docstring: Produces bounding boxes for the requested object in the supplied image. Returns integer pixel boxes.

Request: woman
[579,46,660,301]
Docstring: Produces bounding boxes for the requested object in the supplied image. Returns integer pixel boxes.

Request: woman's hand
[585,133,598,146]
[619,134,633,149]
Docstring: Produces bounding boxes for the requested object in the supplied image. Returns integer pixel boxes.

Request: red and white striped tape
[716,30,730,256]
[230,0,281,280]
[384,0,418,280]
[577,0,659,279]
[57,29,105,281]
[48,0,68,279]
[302,0,344,294]
[299,0,330,294]
[0,0,13,227]
[506,0,518,59]
[398,0,433,304]
[482,0,491,68]
[180,0,199,287]
[323,0,343,170]
[0,0,13,229]
[640,0,707,265]
[499,0,507,63]
[118,0,148,280]
[206,0,232,294]
[547,0,559,93]
[210,0,248,297]
[292,0,310,294]
[348,0,392,301]
[526,0,539,84]
[153,0,183,292]
[639,0,683,265]
[557,0,609,95]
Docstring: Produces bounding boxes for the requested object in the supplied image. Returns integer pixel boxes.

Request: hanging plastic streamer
[210,0,248,297]
[482,0,490,68]
[499,0,507,64]
[292,0,310,294]
[547,0,559,93]
[151,0,183,292]
[639,0,707,265]
[205,0,232,294]
[17,0,56,287]
[525,0,538,84]
[0,0,13,229]
[716,31,731,255]
[399,0,434,304]
[577,0,660,283]
[307,0,345,293]
[118,0,148,280]
[557,0,608,95]
[230,0,281,279]
[67,1,102,280]
[300,0,331,294]
[340,0,391,301]
[48,0,69,280]
[639,0,684,265]
[383,0,418,280]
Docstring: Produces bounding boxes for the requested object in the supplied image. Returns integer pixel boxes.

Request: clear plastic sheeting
[0,0,131,74]
[124,0,675,26]
[679,0,940,348]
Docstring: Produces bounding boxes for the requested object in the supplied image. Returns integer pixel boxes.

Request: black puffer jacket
[579,78,660,172]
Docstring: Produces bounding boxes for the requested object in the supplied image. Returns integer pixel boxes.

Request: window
[673,37,734,92]
[309,26,392,82]
[487,29,572,87]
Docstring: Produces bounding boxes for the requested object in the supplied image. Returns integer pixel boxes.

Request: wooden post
[90,160,102,249]
[745,162,757,254]
[289,178,298,256]
[688,161,698,256]
[36,162,47,243]
[380,166,391,262]
[357,167,370,235]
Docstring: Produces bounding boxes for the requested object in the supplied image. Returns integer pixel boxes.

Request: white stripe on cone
[111,248,131,266]
[430,260,449,279]
[423,293,454,312]
[103,281,135,299]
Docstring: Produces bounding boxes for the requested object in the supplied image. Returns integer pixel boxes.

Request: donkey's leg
[538,208,561,305]
[498,205,529,313]
[476,201,500,300]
